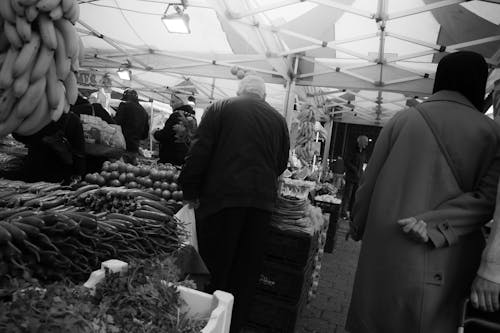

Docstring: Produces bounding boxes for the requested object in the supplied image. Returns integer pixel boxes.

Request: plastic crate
[257,259,314,303]
[178,286,234,333]
[265,226,319,269]
[246,293,307,332]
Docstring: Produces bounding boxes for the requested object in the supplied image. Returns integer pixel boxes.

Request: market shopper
[346,51,500,333]
[13,112,86,184]
[341,135,368,219]
[72,94,115,125]
[114,89,149,165]
[179,75,290,333]
[153,94,197,165]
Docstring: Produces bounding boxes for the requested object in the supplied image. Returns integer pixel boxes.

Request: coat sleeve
[477,211,500,283]
[414,149,500,248]
[141,113,150,141]
[350,113,400,240]
[154,113,179,142]
[178,104,219,201]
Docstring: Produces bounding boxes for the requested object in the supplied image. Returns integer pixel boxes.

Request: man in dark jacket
[341,135,368,219]
[72,94,115,125]
[114,89,149,164]
[179,75,290,333]
[153,96,197,165]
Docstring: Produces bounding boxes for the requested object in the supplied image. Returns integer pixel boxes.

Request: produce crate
[257,258,314,303]
[178,286,234,333]
[265,225,319,269]
[246,292,307,333]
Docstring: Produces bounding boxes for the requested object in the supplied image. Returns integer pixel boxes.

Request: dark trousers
[341,181,358,215]
[198,207,271,333]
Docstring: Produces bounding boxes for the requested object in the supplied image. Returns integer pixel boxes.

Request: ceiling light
[117,62,132,81]
[162,3,190,34]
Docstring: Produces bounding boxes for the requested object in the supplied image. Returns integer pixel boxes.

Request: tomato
[109,171,119,179]
[140,167,149,177]
[144,178,153,188]
[109,163,118,172]
[167,199,176,204]
[165,171,174,182]
[160,182,170,191]
[96,176,106,186]
[150,170,160,181]
[132,166,141,176]
[110,179,121,187]
[162,190,172,199]
[118,173,127,184]
[126,164,135,173]
[169,183,178,192]
[126,173,135,182]
[152,181,161,189]
[128,181,138,188]
[172,191,183,201]
[154,188,163,196]
[173,173,179,182]
[84,174,93,183]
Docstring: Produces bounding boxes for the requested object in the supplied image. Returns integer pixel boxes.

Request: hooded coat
[346,52,500,333]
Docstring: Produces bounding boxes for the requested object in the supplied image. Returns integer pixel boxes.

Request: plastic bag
[109,124,126,150]
[175,205,198,251]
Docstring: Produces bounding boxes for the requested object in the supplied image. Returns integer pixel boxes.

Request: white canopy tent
[77,0,500,126]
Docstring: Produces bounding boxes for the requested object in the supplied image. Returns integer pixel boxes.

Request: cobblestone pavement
[295,219,361,333]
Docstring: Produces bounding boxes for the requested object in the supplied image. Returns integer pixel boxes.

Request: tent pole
[150,100,154,152]
[283,56,299,127]
[321,121,334,171]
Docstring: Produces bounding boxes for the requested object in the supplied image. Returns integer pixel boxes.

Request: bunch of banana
[0,0,83,138]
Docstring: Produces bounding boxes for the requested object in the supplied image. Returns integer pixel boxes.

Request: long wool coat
[346,90,500,333]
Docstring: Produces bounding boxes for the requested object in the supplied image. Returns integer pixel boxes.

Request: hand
[183,199,200,209]
[397,217,429,243]
[471,275,500,312]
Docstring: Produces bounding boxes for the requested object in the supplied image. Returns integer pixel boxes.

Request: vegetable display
[0,0,82,137]
[0,258,207,333]
[84,161,184,203]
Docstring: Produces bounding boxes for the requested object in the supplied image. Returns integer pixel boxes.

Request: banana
[78,35,84,62]
[15,94,50,136]
[13,32,41,78]
[16,16,32,42]
[0,89,17,122]
[0,0,16,23]
[0,33,10,53]
[61,0,75,13]
[25,5,38,22]
[11,0,25,17]
[13,76,46,119]
[0,53,6,68]
[4,20,23,49]
[13,56,35,97]
[36,0,61,12]
[54,29,70,80]
[63,95,69,113]
[30,45,54,83]
[0,103,24,137]
[18,0,38,5]
[70,56,79,72]
[64,2,78,24]
[54,19,78,59]
[38,14,57,50]
[64,71,77,105]
[50,81,65,121]
[0,48,19,89]
[49,6,63,20]
[46,59,59,109]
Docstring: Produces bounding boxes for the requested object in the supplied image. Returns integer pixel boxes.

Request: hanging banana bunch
[294,104,317,164]
[0,0,83,137]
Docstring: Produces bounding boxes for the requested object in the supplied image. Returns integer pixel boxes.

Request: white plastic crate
[178,286,234,333]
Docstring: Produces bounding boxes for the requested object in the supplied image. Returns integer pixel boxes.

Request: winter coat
[114,101,149,153]
[179,96,290,219]
[346,90,500,333]
[154,105,196,165]
[344,147,367,184]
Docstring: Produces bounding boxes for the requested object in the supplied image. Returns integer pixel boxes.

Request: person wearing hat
[153,94,197,165]
[114,89,149,164]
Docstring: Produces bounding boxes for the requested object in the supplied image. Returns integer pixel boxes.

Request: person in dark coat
[72,94,115,125]
[341,135,368,218]
[114,89,149,164]
[13,112,86,184]
[178,75,290,333]
[153,97,197,165]
[346,51,500,333]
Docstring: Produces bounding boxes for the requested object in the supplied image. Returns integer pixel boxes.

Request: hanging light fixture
[162,1,190,34]
[117,61,132,81]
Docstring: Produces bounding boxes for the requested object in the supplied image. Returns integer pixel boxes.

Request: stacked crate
[246,197,328,332]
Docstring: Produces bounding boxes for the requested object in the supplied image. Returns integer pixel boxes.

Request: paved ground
[295,219,361,333]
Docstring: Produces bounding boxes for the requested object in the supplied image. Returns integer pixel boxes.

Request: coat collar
[422,90,477,111]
